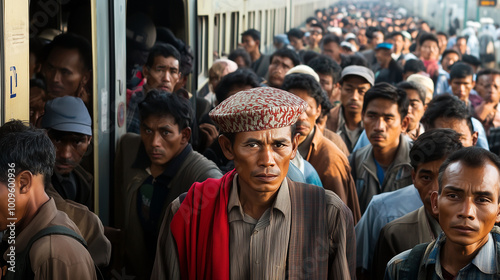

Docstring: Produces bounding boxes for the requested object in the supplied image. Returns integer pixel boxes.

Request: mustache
[295,120,311,129]
[370,133,386,139]
[56,159,78,166]
[250,169,281,177]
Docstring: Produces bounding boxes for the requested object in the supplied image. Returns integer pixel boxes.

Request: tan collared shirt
[228,174,291,280]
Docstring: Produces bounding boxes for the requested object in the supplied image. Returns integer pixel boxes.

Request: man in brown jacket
[152,87,355,279]
[283,73,361,222]
[114,90,222,279]
[0,120,96,279]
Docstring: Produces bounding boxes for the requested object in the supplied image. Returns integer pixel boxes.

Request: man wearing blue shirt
[386,147,500,279]
[349,83,412,214]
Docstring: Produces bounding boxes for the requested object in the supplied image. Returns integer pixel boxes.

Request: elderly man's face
[220,126,298,194]
[432,161,500,251]
[48,130,91,175]
[476,74,500,105]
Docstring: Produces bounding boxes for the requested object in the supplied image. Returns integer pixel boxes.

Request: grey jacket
[349,134,413,213]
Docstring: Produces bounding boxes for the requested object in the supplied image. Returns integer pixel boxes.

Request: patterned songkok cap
[209,87,308,133]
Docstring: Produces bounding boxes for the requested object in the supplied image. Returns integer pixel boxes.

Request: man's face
[288,88,321,143]
[340,76,371,115]
[140,114,189,168]
[450,76,475,103]
[420,40,439,61]
[221,126,298,194]
[392,35,404,54]
[289,36,304,51]
[476,74,500,104]
[371,31,384,47]
[357,30,367,46]
[406,89,425,131]
[234,56,247,69]
[48,130,91,175]
[433,117,477,147]
[437,35,448,54]
[268,56,294,88]
[322,42,341,61]
[318,73,334,98]
[363,98,407,150]
[442,53,460,73]
[413,158,444,217]
[432,161,500,250]
[144,55,180,92]
[242,35,259,54]
[375,48,392,68]
[43,47,90,99]
[456,38,467,55]
[308,27,323,46]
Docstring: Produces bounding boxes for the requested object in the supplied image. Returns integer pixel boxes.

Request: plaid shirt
[385,228,500,280]
[126,87,145,134]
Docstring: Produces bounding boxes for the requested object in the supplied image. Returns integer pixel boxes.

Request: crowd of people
[3,1,500,279]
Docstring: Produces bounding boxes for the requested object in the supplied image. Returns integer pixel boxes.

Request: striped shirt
[227,174,291,280]
[385,231,499,280]
[152,175,356,279]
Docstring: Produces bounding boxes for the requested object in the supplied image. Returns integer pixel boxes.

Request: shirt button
[255,260,260,264]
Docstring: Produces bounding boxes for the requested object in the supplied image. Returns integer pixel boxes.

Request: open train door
[0,0,29,124]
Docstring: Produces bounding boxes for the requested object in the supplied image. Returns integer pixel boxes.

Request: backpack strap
[5,225,104,280]
[399,242,429,280]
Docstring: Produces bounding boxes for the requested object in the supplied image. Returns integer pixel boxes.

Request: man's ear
[17,171,33,195]
[181,127,192,144]
[143,65,150,78]
[81,69,91,88]
[401,115,410,132]
[496,202,500,224]
[219,134,235,160]
[472,131,479,146]
[431,191,439,217]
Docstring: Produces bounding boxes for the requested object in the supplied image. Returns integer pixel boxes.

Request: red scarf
[170,169,236,280]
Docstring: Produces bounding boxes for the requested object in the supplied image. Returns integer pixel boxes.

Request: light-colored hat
[209,87,307,133]
[286,65,320,82]
[407,74,434,101]
[340,65,375,86]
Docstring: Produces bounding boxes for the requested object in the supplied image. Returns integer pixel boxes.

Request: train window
[230,12,239,51]
[213,14,220,59]
[221,13,227,56]
[258,10,262,32]
[198,16,209,77]
[265,10,269,50]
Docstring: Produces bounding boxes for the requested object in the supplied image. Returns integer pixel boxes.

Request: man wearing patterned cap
[152,87,355,280]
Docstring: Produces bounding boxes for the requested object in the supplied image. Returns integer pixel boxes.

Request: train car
[1,0,338,225]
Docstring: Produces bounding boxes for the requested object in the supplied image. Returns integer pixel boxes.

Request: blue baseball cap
[42,96,92,136]
[375,42,393,50]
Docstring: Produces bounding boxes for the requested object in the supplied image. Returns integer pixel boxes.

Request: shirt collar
[227,174,291,221]
[426,232,498,275]
[471,233,497,274]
